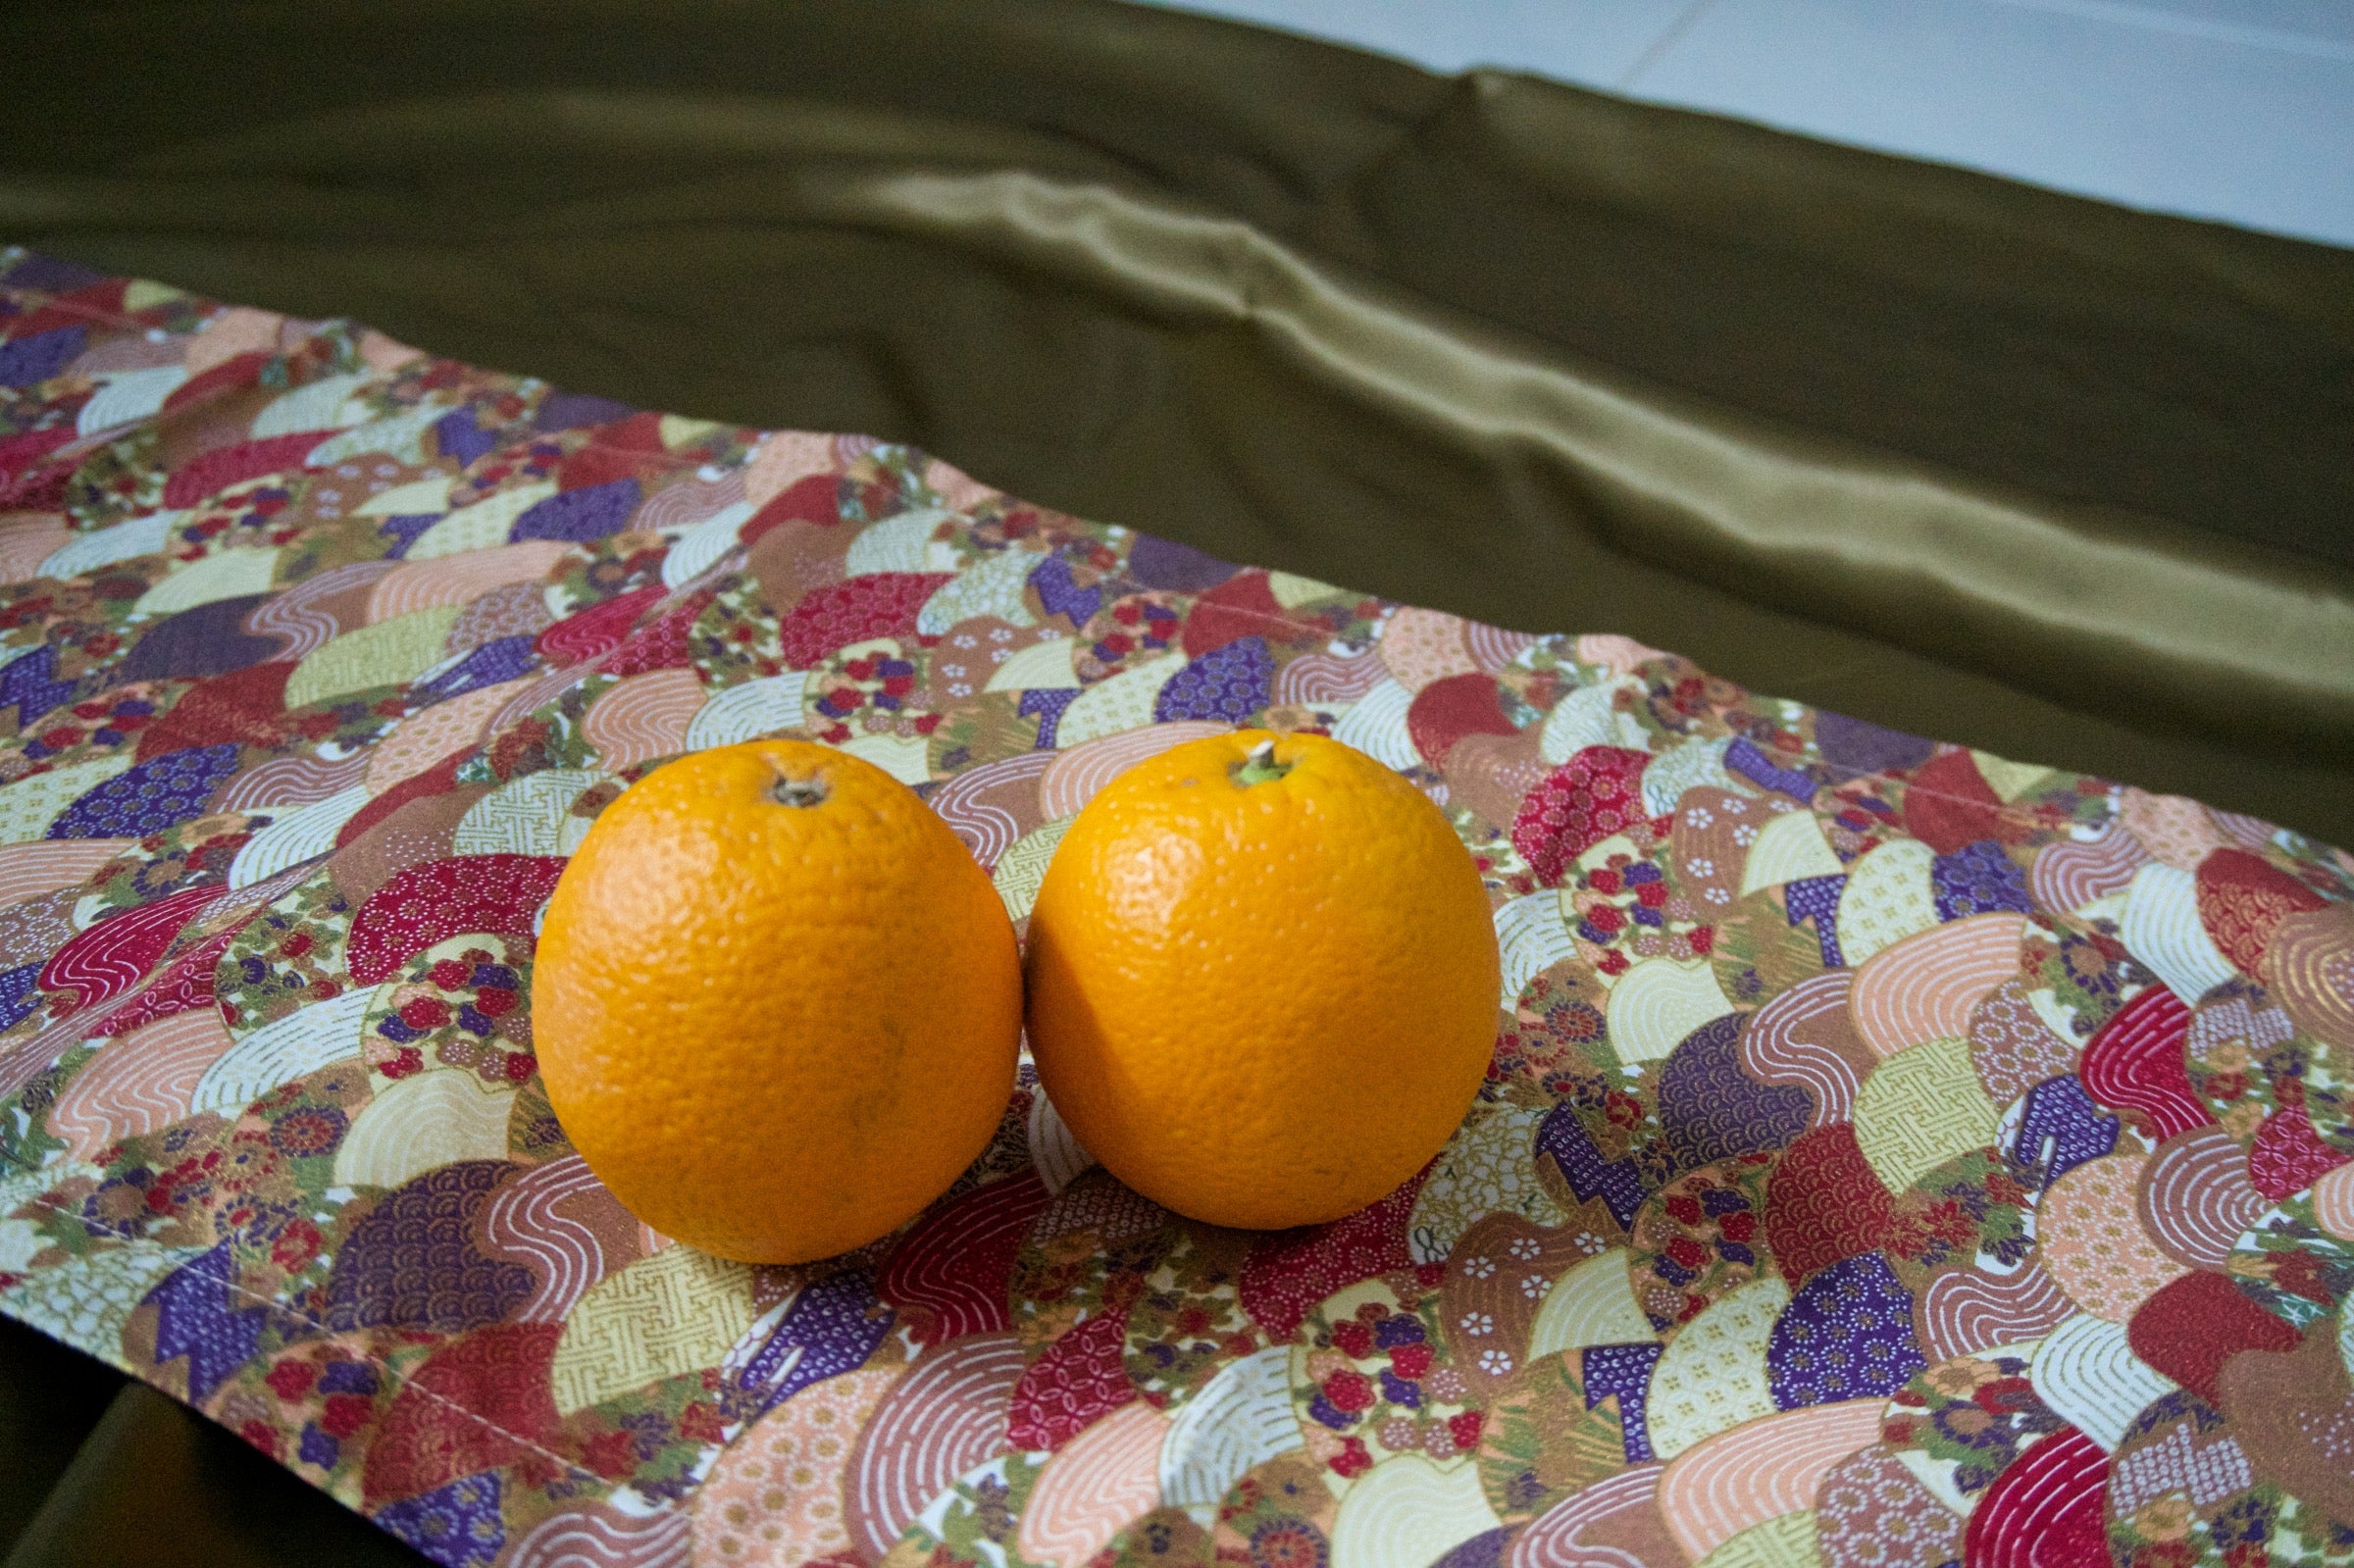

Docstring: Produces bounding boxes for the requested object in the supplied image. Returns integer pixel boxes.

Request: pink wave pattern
[212,750,371,811]
[744,431,834,507]
[926,750,1054,871]
[845,1332,1027,1560]
[244,559,396,659]
[1465,622,1541,676]
[365,681,522,795]
[478,1155,644,1323]
[1270,649,1385,706]
[2313,1163,2354,1239]
[1660,1399,1887,1562]
[1574,634,1670,676]
[1962,1428,2111,1568]
[2138,1129,2267,1269]
[1510,1464,1665,1568]
[2079,984,2208,1138]
[1378,607,1478,692]
[46,1009,235,1161]
[0,839,133,906]
[922,457,1000,514]
[486,663,602,745]
[366,540,572,624]
[1851,914,2025,1058]
[1016,1400,1166,1568]
[2027,822,2148,912]
[508,1501,691,1568]
[579,668,703,773]
[181,306,286,377]
[69,332,184,376]
[0,518,71,584]
[1918,1261,2074,1362]
[2210,810,2280,851]
[634,469,744,533]
[1741,971,1864,1127]
[1039,721,1231,821]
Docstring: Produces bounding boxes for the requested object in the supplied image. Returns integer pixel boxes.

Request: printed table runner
[0,249,2350,1568]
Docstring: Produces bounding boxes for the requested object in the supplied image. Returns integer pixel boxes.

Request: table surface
[1135,0,2354,246]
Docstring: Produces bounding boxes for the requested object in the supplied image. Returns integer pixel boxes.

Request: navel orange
[1025,730,1500,1229]
[534,739,1022,1263]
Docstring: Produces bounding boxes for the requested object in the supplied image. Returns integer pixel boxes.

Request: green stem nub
[1232,738,1294,787]
[772,775,829,808]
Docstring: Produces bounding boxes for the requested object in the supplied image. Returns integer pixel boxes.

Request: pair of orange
[534,731,1500,1264]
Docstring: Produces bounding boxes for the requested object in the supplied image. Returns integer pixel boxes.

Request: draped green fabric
[0,4,2348,1563]
[5,1,2349,849]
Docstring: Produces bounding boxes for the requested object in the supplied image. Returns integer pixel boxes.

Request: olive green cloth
[4,0,2349,847]
[0,1322,420,1568]
[0,1320,119,1561]
[0,3,2349,1562]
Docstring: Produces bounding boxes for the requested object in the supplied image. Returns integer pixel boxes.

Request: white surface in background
[1133,0,2354,246]
[1137,1,1700,80]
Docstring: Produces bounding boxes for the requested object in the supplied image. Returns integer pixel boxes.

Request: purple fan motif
[531,391,636,434]
[116,594,285,682]
[432,406,498,469]
[727,1270,895,1424]
[1534,1103,1649,1231]
[1932,839,2034,921]
[143,1244,275,1402]
[2011,1075,2119,1190]
[1766,1252,1927,1409]
[323,1161,535,1333]
[1028,553,1101,628]
[0,325,86,388]
[1020,687,1080,749]
[378,512,443,557]
[0,644,78,729]
[413,636,538,704]
[1783,874,1847,968]
[1125,534,1238,593]
[1584,1340,1664,1462]
[0,963,40,1031]
[508,478,640,545]
[1725,737,1817,803]
[5,254,105,291]
[1432,1530,1510,1568]
[1115,531,1233,593]
[1154,635,1273,725]
[376,1471,506,1568]
[1657,1015,1812,1172]
[1814,712,1935,779]
[47,742,241,839]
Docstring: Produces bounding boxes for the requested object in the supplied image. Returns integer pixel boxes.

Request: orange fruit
[534,739,1021,1263]
[1025,729,1500,1229]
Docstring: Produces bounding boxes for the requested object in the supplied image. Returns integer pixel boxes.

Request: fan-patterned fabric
[0,250,2350,1568]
